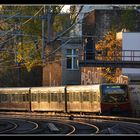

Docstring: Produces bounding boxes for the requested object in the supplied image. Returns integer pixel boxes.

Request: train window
[0,94,2,102]
[31,93,37,101]
[80,92,83,102]
[0,94,8,102]
[72,93,74,101]
[58,93,64,102]
[0,95,1,102]
[68,93,73,102]
[40,93,44,101]
[45,93,50,102]
[73,92,80,101]
[19,94,23,102]
[61,93,65,101]
[23,94,26,101]
[0,95,3,102]
[4,94,8,102]
[93,94,96,102]
[48,93,50,102]
[90,92,93,102]
[40,93,49,102]
[26,94,29,101]
[38,93,41,103]
[51,93,58,102]
[66,93,69,101]
[90,92,94,102]
[83,92,90,101]
[11,94,16,102]
[58,93,61,102]
[17,94,21,102]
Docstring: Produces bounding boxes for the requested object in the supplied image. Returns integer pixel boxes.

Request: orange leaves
[96,31,121,61]
[95,31,122,83]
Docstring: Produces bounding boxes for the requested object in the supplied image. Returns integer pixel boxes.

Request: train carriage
[66,85,101,114]
[100,84,132,116]
[30,86,66,112]
[0,87,30,111]
[0,83,132,116]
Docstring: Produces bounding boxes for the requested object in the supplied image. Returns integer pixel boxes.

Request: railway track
[0,118,39,134]
[0,111,140,135]
[97,120,140,135]
[47,119,99,135]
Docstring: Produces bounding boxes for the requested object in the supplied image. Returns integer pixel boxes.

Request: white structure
[122,32,140,82]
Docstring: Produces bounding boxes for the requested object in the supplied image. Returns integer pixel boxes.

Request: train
[0,83,132,116]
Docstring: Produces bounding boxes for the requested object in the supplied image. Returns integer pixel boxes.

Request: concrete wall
[82,9,140,43]
[81,67,102,85]
[129,85,140,117]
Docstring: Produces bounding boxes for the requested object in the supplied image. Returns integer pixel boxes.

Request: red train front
[100,84,132,116]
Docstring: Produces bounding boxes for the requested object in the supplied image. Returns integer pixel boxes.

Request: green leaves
[120,10,136,31]
[16,42,42,72]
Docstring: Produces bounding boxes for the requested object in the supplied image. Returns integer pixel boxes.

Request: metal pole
[42,5,46,64]
[14,24,20,85]
[47,5,51,42]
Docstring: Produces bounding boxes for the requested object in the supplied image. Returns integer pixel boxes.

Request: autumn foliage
[96,31,122,83]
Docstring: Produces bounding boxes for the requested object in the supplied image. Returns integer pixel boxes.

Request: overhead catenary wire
[49,7,95,43]
[22,7,44,25]
[0,12,20,25]
[0,7,44,36]
[44,7,95,61]
[1,6,84,65]
[0,6,95,69]
[0,6,84,45]
[45,39,72,58]
[0,6,44,46]
[0,55,73,69]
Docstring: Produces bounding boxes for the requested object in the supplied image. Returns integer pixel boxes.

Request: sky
[61,5,70,13]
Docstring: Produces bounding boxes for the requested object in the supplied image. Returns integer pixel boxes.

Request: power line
[22,7,44,25]
[49,8,95,44]
[0,7,44,46]
[0,7,44,37]
[1,7,96,68]
[44,8,95,61]
[0,36,16,46]
[0,12,20,24]
[45,39,71,59]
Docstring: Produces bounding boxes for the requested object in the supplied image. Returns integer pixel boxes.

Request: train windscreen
[101,85,129,103]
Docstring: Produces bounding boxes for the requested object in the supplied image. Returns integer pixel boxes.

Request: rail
[79,50,140,62]
[0,111,140,123]
[79,50,140,68]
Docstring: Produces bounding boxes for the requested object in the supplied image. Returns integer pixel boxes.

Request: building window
[66,49,79,70]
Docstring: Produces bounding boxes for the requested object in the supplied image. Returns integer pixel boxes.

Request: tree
[96,31,122,83]
[120,9,136,31]
[0,5,83,86]
[0,5,70,71]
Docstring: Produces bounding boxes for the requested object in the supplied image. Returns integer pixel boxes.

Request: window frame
[66,49,79,70]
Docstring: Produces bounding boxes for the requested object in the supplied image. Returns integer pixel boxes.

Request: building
[80,8,140,84]
[43,37,82,86]
[43,7,140,86]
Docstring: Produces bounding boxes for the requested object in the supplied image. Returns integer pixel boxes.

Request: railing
[79,50,140,62]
